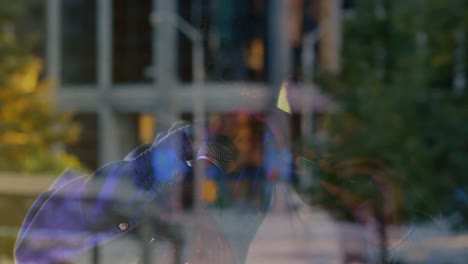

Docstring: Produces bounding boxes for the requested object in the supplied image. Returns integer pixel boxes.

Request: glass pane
[178,0,266,82]
[61,0,97,85]
[65,114,98,170]
[8,1,468,264]
[112,0,152,84]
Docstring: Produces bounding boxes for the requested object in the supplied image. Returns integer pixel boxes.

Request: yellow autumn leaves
[0,58,82,173]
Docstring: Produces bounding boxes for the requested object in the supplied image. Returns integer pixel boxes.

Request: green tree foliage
[0,1,82,173]
[313,0,468,228]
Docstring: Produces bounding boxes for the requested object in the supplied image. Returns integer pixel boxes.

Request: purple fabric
[14,126,192,263]
[15,122,286,264]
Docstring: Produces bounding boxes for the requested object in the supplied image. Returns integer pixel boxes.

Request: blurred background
[1,0,468,263]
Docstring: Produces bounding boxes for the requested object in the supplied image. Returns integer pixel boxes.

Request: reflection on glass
[61,0,96,85]
[178,0,266,82]
[113,0,152,84]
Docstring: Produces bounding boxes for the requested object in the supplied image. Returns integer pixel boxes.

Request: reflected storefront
[1,0,468,264]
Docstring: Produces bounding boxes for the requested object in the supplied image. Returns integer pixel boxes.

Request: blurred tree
[312,0,468,229]
[0,1,82,173]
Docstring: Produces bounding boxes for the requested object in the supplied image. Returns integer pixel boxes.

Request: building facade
[43,0,349,169]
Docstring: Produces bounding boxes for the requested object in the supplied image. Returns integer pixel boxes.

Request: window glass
[61,0,97,85]
[112,0,152,84]
[178,0,266,82]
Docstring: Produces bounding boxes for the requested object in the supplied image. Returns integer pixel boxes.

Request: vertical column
[97,0,120,165]
[153,0,183,215]
[46,0,66,155]
[267,0,292,87]
[267,0,293,213]
[154,0,179,131]
[454,29,466,96]
[319,0,342,74]
[46,0,61,84]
